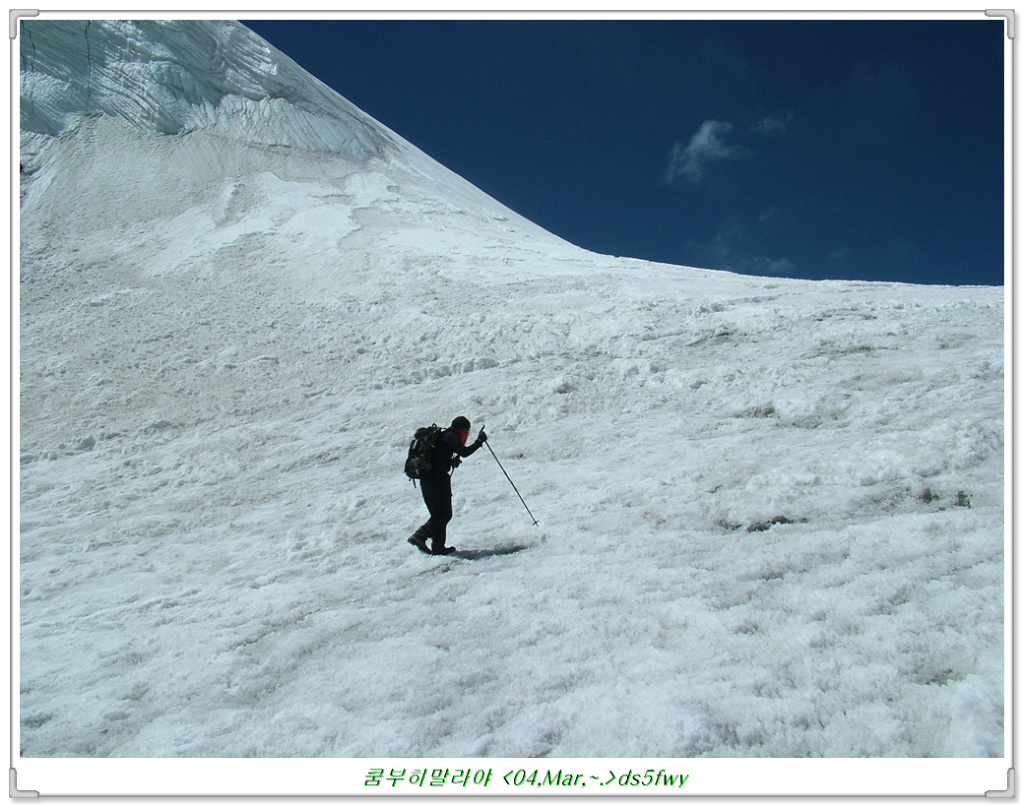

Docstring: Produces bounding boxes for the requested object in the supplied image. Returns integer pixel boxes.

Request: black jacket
[427,429,483,477]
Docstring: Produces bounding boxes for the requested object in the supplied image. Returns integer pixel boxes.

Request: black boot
[408,528,430,554]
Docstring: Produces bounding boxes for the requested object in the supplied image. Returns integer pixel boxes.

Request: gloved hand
[477,429,488,443]
[451,457,462,469]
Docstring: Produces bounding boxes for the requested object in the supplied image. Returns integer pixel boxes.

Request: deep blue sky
[243,17,1005,286]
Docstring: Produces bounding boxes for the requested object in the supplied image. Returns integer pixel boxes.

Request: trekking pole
[484,441,539,526]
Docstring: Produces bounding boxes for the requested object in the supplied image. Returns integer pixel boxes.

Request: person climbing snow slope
[408,416,487,555]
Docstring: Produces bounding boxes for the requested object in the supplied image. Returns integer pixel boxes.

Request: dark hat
[451,416,471,430]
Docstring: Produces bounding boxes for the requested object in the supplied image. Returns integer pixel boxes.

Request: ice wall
[19,19,392,159]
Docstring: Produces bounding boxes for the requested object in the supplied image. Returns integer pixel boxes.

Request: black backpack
[404,424,443,482]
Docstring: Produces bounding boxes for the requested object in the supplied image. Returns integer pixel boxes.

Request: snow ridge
[18,19,1005,765]
[20,19,391,159]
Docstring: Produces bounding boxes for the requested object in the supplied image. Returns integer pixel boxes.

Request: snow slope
[18,18,1006,770]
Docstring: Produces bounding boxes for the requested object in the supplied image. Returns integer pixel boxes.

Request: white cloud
[664,120,752,184]
[685,220,796,278]
[751,113,793,137]
[739,255,796,276]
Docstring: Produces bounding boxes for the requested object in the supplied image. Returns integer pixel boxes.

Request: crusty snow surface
[19,19,1005,758]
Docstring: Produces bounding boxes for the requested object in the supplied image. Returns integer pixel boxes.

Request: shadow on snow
[453,543,530,560]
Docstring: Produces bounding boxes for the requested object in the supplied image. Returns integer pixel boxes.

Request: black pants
[414,473,453,550]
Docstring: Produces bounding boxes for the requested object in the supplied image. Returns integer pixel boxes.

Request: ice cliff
[20,19,393,159]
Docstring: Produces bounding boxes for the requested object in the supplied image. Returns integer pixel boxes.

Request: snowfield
[16,17,1008,795]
